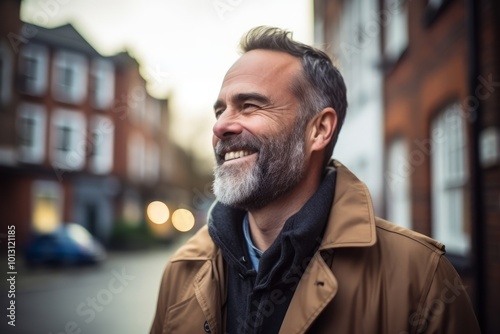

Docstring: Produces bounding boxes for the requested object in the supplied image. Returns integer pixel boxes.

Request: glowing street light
[146,201,170,225]
[171,209,195,232]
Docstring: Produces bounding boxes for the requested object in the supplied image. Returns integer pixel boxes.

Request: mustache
[214,132,262,156]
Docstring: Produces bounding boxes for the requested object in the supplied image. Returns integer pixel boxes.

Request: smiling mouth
[223,150,256,162]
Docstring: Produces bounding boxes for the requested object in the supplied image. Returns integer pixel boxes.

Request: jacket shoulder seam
[375,220,445,255]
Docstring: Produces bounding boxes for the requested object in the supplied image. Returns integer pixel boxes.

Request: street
[1,240,184,334]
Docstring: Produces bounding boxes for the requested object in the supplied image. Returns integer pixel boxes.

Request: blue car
[25,223,106,266]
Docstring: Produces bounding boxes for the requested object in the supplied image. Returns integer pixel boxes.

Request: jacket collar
[318,160,377,250]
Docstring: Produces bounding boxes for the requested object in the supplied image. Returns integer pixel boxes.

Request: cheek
[246,117,288,139]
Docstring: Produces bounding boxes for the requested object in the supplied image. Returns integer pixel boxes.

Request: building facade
[314,0,385,216]
[0,0,173,246]
[314,0,500,332]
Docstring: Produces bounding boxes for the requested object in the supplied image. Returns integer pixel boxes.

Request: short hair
[239,26,348,167]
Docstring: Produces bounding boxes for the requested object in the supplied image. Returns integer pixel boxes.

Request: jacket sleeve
[412,256,481,334]
[150,264,171,334]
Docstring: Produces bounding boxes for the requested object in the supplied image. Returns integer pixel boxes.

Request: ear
[308,107,337,152]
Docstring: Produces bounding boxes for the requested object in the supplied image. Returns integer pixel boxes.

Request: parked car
[25,223,106,266]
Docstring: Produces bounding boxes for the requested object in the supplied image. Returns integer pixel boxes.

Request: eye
[242,103,259,111]
[214,109,224,119]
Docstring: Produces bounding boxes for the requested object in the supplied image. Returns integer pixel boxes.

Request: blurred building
[314,0,500,332]
[0,0,189,246]
[314,0,385,215]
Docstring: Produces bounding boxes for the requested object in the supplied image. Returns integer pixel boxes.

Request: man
[151,26,480,334]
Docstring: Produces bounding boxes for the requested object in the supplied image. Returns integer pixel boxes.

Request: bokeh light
[171,208,195,232]
[32,197,60,234]
[146,201,170,225]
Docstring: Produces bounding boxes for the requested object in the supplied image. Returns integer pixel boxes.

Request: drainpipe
[466,0,485,330]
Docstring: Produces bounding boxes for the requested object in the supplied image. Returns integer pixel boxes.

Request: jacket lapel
[279,251,338,334]
[280,160,377,333]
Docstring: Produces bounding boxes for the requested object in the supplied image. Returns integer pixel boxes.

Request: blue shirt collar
[242,214,263,271]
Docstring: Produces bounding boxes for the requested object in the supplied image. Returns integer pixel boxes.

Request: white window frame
[89,115,114,174]
[52,50,88,104]
[50,109,87,170]
[386,138,412,229]
[19,44,49,96]
[384,0,409,61]
[17,103,47,164]
[431,103,470,255]
[0,41,13,105]
[90,58,115,109]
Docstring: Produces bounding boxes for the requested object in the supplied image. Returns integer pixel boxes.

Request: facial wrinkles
[217,51,301,115]
[215,86,297,132]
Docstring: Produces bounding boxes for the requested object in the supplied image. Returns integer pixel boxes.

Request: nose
[212,110,243,140]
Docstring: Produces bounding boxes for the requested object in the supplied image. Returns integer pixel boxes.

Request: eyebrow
[213,92,271,111]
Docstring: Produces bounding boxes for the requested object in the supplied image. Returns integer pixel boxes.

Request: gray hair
[239,26,348,167]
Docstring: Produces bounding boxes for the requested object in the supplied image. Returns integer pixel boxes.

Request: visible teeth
[224,150,251,161]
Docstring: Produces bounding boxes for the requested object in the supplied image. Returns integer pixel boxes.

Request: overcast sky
[21,0,313,169]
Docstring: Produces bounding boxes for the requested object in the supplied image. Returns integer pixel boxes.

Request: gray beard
[213,125,306,210]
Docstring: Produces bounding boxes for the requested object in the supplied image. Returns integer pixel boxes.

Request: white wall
[325,0,384,215]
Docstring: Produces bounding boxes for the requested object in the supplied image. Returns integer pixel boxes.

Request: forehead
[219,49,302,98]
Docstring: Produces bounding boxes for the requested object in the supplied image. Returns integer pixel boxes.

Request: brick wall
[383,0,500,331]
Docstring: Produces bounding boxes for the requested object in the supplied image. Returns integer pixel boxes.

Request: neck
[247,167,322,252]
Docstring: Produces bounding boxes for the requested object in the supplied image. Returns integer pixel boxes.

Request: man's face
[212,50,308,210]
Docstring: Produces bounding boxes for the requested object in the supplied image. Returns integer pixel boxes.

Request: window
[431,103,470,255]
[19,44,49,96]
[384,0,409,62]
[20,118,35,146]
[57,125,72,152]
[90,132,100,157]
[386,138,412,229]
[90,59,115,110]
[0,42,13,105]
[32,180,63,234]
[122,190,142,225]
[52,51,88,104]
[62,67,73,87]
[89,115,114,174]
[17,103,47,163]
[51,109,86,170]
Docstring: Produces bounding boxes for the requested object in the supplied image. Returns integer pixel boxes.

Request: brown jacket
[151,161,480,334]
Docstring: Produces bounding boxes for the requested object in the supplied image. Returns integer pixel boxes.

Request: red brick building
[0,0,178,246]
[314,0,500,331]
